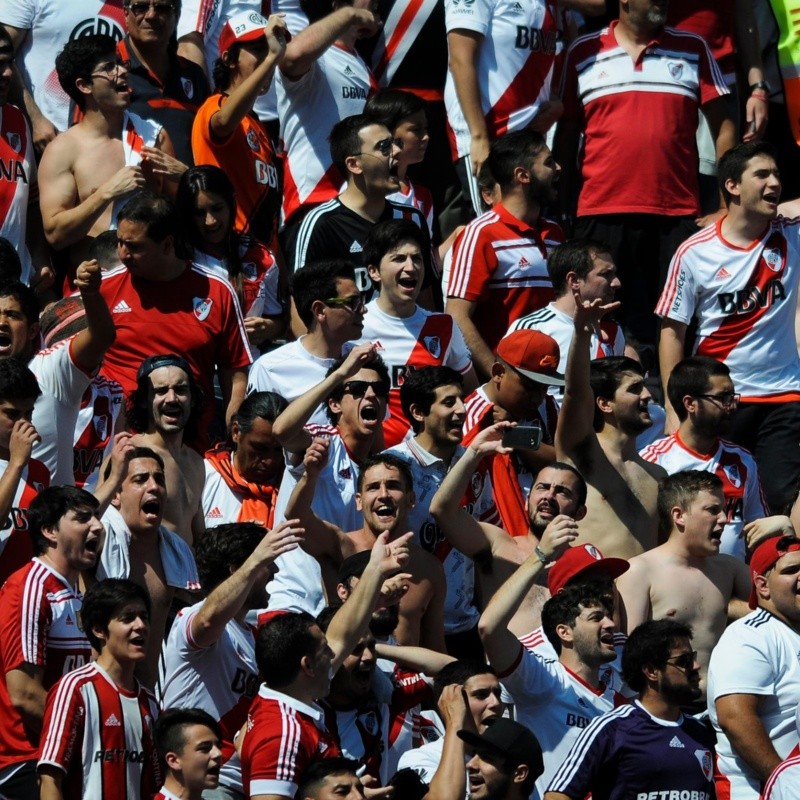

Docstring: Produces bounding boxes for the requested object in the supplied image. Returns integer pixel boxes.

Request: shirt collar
[258,684,324,720]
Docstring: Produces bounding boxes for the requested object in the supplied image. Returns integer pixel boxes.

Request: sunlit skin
[146,365,192,435]
[755,550,800,626]
[117,219,176,280]
[305,771,366,800]
[40,506,104,583]
[463,673,505,732]
[561,602,617,668]
[94,600,151,667]
[0,397,35,455]
[679,489,727,558]
[526,467,584,534]
[356,463,414,536]
[112,456,166,534]
[329,367,388,441]
[369,240,424,313]
[192,189,233,255]
[0,295,38,360]
[606,372,653,435]
[163,723,223,797]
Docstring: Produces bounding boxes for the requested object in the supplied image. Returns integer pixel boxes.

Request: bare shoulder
[39,130,80,171]
[713,553,750,580]
[636,455,668,480]
[618,550,653,580]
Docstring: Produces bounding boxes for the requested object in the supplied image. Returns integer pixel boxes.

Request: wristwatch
[749,80,770,94]
[535,546,551,565]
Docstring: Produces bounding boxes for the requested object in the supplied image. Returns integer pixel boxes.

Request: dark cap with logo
[458,719,544,779]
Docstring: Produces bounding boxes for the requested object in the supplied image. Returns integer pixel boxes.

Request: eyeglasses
[695,392,740,409]
[125,1,176,15]
[323,294,366,312]
[355,137,404,158]
[91,59,130,78]
[342,379,390,398]
[665,651,697,673]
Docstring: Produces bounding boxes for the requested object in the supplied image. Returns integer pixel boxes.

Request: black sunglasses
[342,379,390,398]
[665,651,697,673]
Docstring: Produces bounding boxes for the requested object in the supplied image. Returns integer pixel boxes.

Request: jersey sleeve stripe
[276,702,302,782]
[449,213,497,297]
[294,201,336,270]
[656,224,718,315]
[39,664,95,764]
[22,563,47,663]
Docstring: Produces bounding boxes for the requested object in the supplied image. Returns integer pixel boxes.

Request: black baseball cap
[136,353,192,382]
[458,719,544,778]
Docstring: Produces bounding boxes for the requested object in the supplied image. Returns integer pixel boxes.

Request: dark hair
[292,260,357,327]
[212,43,242,92]
[325,353,390,424]
[27,486,99,556]
[117,191,177,244]
[547,239,613,297]
[432,660,496,703]
[298,758,361,800]
[56,35,118,110]
[542,580,613,654]
[666,356,731,422]
[230,390,288,443]
[487,130,547,193]
[477,160,497,203]
[155,707,222,759]
[81,578,151,651]
[0,238,22,282]
[536,461,588,509]
[718,141,778,205]
[356,452,414,495]
[589,356,644,432]
[88,230,121,270]
[622,619,694,692]
[364,88,426,134]
[656,470,724,539]
[0,279,39,326]
[364,219,427,279]
[399,366,464,432]
[0,357,40,405]
[255,611,319,688]
[194,522,267,593]
[329,114,385,176]
[103,445,164,481]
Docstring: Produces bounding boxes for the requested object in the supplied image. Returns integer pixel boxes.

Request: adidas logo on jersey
[349,240,363,254]
[511,1,524,12]
[113,299,132,314]
[518,255,530,267]
[344,65,354,76]
[715,267,731,279]
[105,713,122,727]
[669,736,685,749]
[207,506,223,519]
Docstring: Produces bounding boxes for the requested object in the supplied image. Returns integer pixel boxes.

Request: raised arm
[70,260,115,373]
[374,642,455,675]
[425,685,471,800]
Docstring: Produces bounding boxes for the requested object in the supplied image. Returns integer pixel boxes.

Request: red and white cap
[218,11,269,55]
[548,543,629,595]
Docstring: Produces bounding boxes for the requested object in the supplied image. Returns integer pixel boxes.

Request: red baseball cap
[218,11,269,55]
[748,535,800,608]
[548,543,629,595]
[496,330,565,386]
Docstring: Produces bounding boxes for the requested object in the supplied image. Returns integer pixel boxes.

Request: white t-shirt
[708,608,800,800]
[764,756,800,800]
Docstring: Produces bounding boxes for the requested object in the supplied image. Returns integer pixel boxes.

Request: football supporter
[118,0,210,166]
[96,447,199,688]
[298,759,366,800]
[461,330,563,532]
[176,165,285,348]
[287,449,447,651]
[286,114,433,305]
[159,520,304,799]
[202,391,287,529]
[37,578,163,800]
[0,357,46,585]
[191,11,285,247]
[387,366,494,656]
[276,0,381,228]
[707,534,800,800]
[554,0,735,346]
[40,35,186,282]
[153,708,224,800]
[763,707,800,800]
[616,471,751,704]
[357,219,475,446]
[555,291,666,557]
[446,130,561,377]
[0,486,101,797]
[544,620,715,800]
[506,239,625,405]
[98,191,254,446]
[658,141,800,513]
[641,356,768,559]
[125,354,206,544]
[431,423,588,633]
[247,259,365,425]
[238,530,412,799]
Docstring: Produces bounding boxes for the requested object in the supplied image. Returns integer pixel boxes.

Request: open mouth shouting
[141,498,162,524]
[0,330,15,357]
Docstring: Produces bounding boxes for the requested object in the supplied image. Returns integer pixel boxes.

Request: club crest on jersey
[193,297,213,321]
[242,261,258,280]
[94,415,109,441]
[423,336,441,358]
[470,470,484,498]
[585,544,602,560]
[181,77,194,99]
[722,464,742,489]
[5,132,21,153]
[694,749,713,782]
[247,130,260,152]
[668,61,684,79]
[763,248,782,271]
[360,710,380,736]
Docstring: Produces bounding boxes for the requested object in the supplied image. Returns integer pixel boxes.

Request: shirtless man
[126,354,205,545]
[555,290,666,557]
[38,34,184,277]
[287,446,448,652]
[430,423,588,635]
[616,470,751,702]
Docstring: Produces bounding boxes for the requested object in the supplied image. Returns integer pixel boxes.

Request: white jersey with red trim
[764,756,800,800]
[708,609,800,800]
[201,454,246,526]
[656,216,800,401]
[640,433,768,560]
[38,662,162,800]
[159,601,258,791]
[111,111,162,225]
[0,103,36,283]
[358,301,472,447]
[444,0,559,159]
[278,45,376,224]
[386,178,435,236]
[0,0,126,132]
[500,645,626,799]
[154,789,182,800]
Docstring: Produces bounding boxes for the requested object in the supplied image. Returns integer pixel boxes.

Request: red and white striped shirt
[764,755,800,800]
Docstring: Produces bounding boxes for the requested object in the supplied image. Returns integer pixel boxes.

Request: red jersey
[38,663,162,800]
[667,1,736,77]
[448,205,561,351]
[241,686,342,798]
[0,559,90,769]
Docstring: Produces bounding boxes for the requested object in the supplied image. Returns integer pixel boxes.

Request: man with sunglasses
[641,356,768,560]
[545,620,715,800]
[616,470,751,709]
[707,533,800,800]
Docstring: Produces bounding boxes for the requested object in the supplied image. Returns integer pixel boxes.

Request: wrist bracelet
[535,546,551,565]
[750,89,769,101]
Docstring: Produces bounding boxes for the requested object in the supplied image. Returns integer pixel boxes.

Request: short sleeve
[448,226,494,301]
[445,0,491,36]
[445,316,472,372]
[0,0,38,30]
[655,250,698,323]
[0,576,49,670]
[710,628,776,700]
[38,677,85,771]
